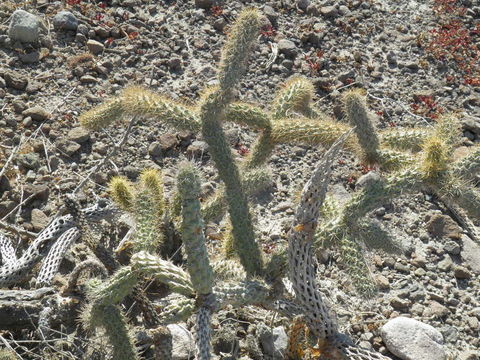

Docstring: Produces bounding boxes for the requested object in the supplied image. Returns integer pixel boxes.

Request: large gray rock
[277,39,297,58]
[380,317,446,360]
[8,10,43,43]
[53,11,78,31]
[166,324,194,360]
[461,235,480,274]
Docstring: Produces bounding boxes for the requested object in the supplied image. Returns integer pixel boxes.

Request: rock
[53,11,78,31]
[463,117,480,135]
[57,139,81,156]
[356,171,381,188]
[453,265,471,279]
[459,350,479,360]
[438,256,453,271]
[187,141,208,157]
[337,69,356,83]
[272,201,294,213]
[194,0,214,9]
[380,317,446,360]
[0,176,11,193]
[461,235,480,273]
[12,100,26,114]
[444,240,461,255]
[24,184,49,201]
[67,127,90,144]
[272,327,288,357]
[329,183,352,206]
[148,142,162,157]
[166,324,195,360]
[158,133,178,151]
[258,324,287,358]
[168,57,183,71]
[79,75,97,83]
[386,51,397,64]
[424,301,449,318]
[306,4,320,15]
[30,209,49,232]
[213,18,227,31]
[8,10,43,43]
[426,214,462,239]
[411,255,427,268]
[23,117,33,127]
[263,5,278,25]
[390,297,410,310]
[277,39,297,58]
[4,71,28,90]
[17,153,40,170]
[297,0,311,11]
[87,39,104,55]
[20,51,41,64]
[0,201,16,218]
[405,61,419,71]
[22,106,50,121]
[320,6,338,17]
[375,274,390,289]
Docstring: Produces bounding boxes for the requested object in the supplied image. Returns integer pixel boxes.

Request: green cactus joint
[271,77,315,119]
[197,8,264,277]
[92,304,140,360]
[177,163,215,295]
[342,88,381,164]
[108,176,135,212]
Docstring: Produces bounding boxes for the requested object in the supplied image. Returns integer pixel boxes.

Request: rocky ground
[0,0,479,359]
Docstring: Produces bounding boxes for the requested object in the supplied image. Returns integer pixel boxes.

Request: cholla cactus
[109,168,164,253]
[81,9,264,277]
[315,111,480,294]
[287,130,391,359]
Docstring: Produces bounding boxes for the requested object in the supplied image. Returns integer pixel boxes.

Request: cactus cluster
[314,91,480,294]
[1,6,479,360]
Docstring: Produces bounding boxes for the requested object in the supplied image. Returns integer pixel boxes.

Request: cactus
[85,302,140,360]
[197,10,263,277]
[108,169,165,253]
[177,163,214,295]
[108,176,135,212]
[271,77,316,119]
[286,130,390,359]
[379,127,430,152]
[342,88,381,164]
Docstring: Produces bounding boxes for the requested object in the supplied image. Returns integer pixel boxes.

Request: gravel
[0,0,478,358]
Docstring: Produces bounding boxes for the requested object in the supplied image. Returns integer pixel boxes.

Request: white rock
[8,10,43,43]
[166,324,195,360]
[461,234,480,274]
[272,326,288,357]
[87,39,104,55]
[380,317,446,360]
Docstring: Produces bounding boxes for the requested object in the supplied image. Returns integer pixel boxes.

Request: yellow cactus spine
[108,176,134,212]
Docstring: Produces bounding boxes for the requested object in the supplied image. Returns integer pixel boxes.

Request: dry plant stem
[288,131,352,339]
[0,220,37,239]
[0,139,22,180]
